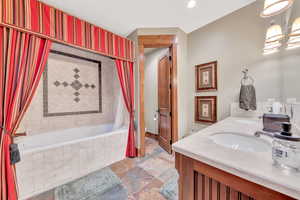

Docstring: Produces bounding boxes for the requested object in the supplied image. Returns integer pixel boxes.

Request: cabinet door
[194,172,253,200]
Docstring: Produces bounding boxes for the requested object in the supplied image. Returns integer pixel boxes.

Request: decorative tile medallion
[43,50,102,117]
[70,79,83,91]
[62,82,69,87]
[53,69,96,103]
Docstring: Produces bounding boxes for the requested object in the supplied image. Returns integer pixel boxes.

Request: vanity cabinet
[175,153,296,200]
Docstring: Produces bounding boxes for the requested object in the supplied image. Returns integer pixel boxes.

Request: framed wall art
[195,61,217,92]
[195,96,217,123]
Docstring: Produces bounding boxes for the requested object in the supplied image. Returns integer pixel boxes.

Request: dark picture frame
[43,50,102,117]
[195,96,217,123]
[195,61,218,92]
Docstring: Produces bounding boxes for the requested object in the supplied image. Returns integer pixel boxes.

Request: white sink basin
[210,132,270,153]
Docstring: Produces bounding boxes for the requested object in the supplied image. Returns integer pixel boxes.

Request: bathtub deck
[27,138,178,200]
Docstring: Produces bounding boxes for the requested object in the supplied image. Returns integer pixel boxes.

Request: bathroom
[0,0,300,200]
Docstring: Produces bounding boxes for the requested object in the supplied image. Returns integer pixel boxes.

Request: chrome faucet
[254,131,274,138]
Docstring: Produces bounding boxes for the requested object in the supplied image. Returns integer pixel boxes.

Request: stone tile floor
[28,138,178,200]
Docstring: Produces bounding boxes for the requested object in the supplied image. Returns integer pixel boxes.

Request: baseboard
[145,132,158,141]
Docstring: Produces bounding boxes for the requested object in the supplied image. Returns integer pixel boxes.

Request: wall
[281,50,300,101]
[18,43,120,136]
[127,1,300,143]
[128,27,190,146]
[187,1,300,127]
[144,48,169,134]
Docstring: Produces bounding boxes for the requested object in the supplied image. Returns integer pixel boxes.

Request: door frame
[138,35,178,157]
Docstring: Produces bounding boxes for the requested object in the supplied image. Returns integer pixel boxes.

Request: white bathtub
[16,124,128,199]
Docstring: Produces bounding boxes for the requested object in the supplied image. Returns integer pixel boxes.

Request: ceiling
[40,0,255,36]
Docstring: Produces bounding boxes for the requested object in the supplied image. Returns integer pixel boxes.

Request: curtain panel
[0,26,52,200]
[0,0,134,62]
[115,60,137,158]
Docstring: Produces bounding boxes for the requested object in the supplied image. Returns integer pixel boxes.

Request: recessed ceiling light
[187,0,197,9]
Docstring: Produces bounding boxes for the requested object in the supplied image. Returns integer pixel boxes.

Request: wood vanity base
[175,153,295,200]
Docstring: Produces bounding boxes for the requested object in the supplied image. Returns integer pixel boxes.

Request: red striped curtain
[0,26,52,200]
[115,60,136,158]
[0,0,134,61]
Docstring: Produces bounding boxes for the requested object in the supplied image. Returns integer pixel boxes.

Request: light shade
[264,41,282,50]
[286,43,300,50]
[289,17,300,37]
[263,48,279,55]
[261,0,294,17]
[287,18,300,48]
[265,24,284,43]
[287,36,300,44]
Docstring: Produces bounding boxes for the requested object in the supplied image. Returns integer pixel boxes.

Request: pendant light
[263,40,281,55]
[287,37,300,50]
[289,17,300,38]
[289,17,300,42]
[287,18,300,49]
[261,0,294,18]
[263,48,279,55]
[287,36,300,45]
[265,24,284,43]
[264,41,282,50]
[286,43,300,50]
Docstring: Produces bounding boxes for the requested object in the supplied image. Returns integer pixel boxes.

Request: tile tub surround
[16,125,128,200]
[173,117,300,199]
[18,42,121,136]
[26,138,178,200]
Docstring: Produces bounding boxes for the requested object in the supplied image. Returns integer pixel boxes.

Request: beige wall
[188,1,300,127]
[144,48,169,134]
[281,50,300,101]
[18,43,120,136]
[128,1,300,143]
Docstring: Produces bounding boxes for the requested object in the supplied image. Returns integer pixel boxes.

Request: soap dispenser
[272,123,300,171]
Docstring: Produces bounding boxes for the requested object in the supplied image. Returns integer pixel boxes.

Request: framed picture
[195,61,217,92]
[195,96,217,123]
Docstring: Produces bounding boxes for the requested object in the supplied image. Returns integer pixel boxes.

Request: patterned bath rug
[55,167,124,200]
[160,176,179,200]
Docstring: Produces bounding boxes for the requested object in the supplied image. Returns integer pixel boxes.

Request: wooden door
[158,55,172,154]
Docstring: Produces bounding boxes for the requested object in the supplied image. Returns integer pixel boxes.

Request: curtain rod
[0,23,134,62]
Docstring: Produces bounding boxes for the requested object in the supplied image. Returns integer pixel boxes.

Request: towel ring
[241,76,254,85]
[241,69,254,85]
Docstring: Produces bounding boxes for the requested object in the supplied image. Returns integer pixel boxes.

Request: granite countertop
[173,117,300,199]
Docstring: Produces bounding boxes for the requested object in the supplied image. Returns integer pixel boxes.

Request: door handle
[154,110,159,121]
[155,110,160,121]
